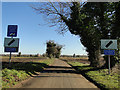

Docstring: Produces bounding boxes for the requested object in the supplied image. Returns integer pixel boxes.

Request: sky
[1,2,87,55]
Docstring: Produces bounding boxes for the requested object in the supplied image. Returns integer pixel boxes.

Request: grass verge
[2,58,54,88]
[68,62,119,90]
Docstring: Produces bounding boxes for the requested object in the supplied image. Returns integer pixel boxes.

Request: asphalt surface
[20,59,99,89]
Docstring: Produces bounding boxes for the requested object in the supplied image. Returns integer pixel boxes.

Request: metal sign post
[4,25,19,68]
[108,55,110,75]
[103,50,115,75]
[9,52,12,67]
[101,39,117,75]
[8,37,13,68]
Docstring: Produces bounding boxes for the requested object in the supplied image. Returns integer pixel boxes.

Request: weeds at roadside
[2,58,54,88]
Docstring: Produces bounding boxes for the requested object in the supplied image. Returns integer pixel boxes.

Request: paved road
[20,59,99,89]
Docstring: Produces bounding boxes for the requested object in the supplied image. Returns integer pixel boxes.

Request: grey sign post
[101,39,117,75]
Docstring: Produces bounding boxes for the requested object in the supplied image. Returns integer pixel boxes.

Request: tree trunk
[88,48,101,67]
[103,55,118,69]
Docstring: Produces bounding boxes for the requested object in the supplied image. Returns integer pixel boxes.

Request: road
[19,59,99,89]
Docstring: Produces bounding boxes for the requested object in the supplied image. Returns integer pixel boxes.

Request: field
[2,56,47,62]
[60,56,105,67]
[60,56,89,64]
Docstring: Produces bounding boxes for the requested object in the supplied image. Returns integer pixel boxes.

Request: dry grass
[60,57,90,64]
[2,56,47,63]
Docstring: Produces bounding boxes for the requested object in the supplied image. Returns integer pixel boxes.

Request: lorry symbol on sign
[105,41,113,48]
[8,39,15,46]
[10,33,15,36]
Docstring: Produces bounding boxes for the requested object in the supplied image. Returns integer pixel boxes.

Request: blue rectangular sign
[5,47,18,52]
[104,50,115,55]
[7,25,18,37]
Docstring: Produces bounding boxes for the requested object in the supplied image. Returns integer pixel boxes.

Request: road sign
[4,38,19,47]
[104,50,115,55]
[7,25,18,37]
[5,47,18,52]
[101,39,117,49]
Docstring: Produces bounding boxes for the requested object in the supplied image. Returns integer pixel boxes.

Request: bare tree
[31,2,85,34]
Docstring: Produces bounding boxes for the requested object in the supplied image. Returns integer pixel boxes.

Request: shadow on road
[41,65,77,73]
[45,66,73,69]
[34,75,82,78]
[41,70,77,73]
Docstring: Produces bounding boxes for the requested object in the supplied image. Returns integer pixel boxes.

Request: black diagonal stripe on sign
[105,41,113,48]
[8,39,15,46]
